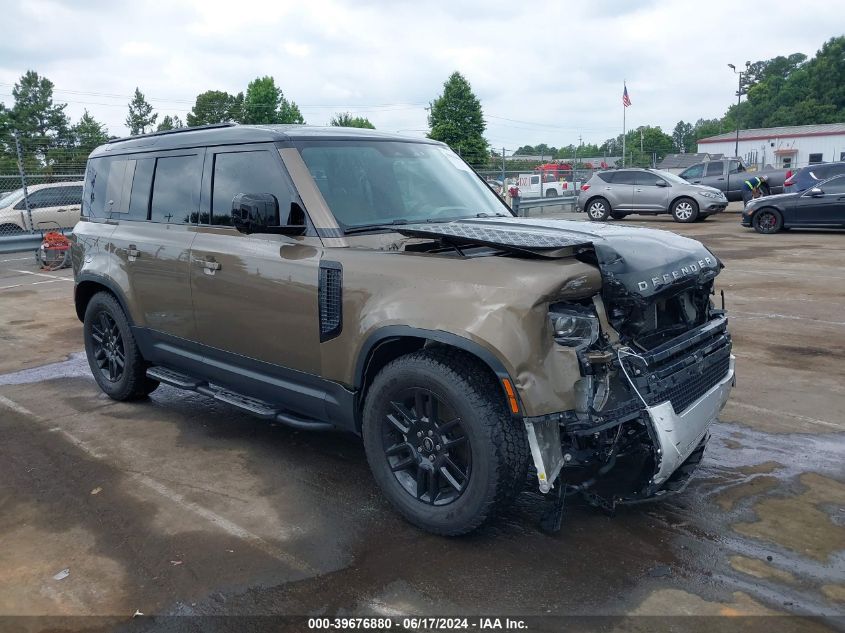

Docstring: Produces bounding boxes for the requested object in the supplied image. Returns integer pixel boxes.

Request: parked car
[578,168,727,222]
[783,161,845,193]
[515,173,570,198]
[72,124,734,535]
[0,181,84,234]
[742,173,845,234]
[678,158,787,201]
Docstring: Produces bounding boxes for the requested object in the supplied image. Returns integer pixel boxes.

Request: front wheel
[671,198,699,223]
[610,211,626,220]
[752,208,782,234]
[586,198,611,221]
[83,292,159,400]
[362,349,528,535]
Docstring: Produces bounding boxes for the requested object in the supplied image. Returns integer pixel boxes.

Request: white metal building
[697,123,845,170]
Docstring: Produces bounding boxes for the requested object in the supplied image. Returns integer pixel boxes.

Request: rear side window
[820,175,845,194]
[611,171,637,185]
[211,150,292,225]
[596,172,614,183]
[705,161,724,177]
[150,155,201,224]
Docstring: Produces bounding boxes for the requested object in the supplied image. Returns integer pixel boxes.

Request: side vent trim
[319,261,343,342]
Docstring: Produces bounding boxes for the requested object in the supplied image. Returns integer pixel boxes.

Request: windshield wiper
[343,219,410,234]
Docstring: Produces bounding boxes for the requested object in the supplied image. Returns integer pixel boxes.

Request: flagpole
[622,81,627,167]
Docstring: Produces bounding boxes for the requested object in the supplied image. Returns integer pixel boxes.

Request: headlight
[548,305,600,347]
[697,191,722,199]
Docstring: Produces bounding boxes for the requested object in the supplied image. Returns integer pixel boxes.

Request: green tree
[125,88,157,135]
[671,120,695,153]
[72,110,109,148]
[157,115,184,131]
[329,112,375,128]
[8,70,71,169]
[242,76,304,124]
[186,90,243,126]
[427,71,488,166]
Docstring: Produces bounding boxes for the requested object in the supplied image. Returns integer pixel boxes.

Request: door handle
[717,177,725,181]
[57,208,67,212]
[127,245,140,262]
[635,188,643,192]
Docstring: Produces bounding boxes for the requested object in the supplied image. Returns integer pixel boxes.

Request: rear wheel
[83,292,158,400]
[545,189,557,198]
[752,208,782,234]
[362,349,528,535]
[586,198,611,221]
[671,198,699,223]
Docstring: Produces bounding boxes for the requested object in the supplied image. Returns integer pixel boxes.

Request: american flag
[623,84,631,107]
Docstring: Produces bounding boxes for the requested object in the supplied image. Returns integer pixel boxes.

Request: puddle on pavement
[0,352,89,385]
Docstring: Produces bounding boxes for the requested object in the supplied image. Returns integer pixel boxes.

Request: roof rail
[107,122,238,145]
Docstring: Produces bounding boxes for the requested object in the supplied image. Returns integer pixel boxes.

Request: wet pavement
[0,215,843,630]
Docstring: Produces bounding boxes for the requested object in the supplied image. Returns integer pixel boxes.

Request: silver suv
[578,169,727,223]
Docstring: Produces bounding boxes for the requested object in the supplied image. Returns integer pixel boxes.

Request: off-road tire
[671,197,699,223]
[586,198,611,221]
[362,348,529,535]
[752,208,782,234]
[83,291,158,401]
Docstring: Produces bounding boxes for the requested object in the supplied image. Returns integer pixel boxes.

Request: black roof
[90,124,440,158]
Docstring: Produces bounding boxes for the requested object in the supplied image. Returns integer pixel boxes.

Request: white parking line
[10,269,72,281]
[0,257,31,262]
[726,401,845,431]
[0,393,315,575]
[730,310,845,327]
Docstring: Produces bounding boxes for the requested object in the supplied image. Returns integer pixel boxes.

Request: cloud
[0,0,842,148]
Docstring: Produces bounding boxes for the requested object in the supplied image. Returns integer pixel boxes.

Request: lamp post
[728,61,750,159]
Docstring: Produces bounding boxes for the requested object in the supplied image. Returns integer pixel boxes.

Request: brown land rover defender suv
[71,124,735,535]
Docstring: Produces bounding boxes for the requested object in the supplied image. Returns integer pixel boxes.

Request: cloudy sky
[2,0,843,151]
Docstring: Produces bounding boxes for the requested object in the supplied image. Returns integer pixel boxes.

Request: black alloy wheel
[382,388,471,506]
[90,311,125,383]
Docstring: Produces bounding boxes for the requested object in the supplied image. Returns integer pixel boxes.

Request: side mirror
[231,194,306,236]
[655,180,668,187]
[809,187,825,198]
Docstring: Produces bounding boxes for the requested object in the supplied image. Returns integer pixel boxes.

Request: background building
[697,123,845,170]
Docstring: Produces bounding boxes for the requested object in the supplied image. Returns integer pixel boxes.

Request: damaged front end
[525,265,735,512]
[391,217,736,514]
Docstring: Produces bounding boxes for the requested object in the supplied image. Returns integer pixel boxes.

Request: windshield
[297,141,511,230]
[655,170,689,185]
[0,188,23,206]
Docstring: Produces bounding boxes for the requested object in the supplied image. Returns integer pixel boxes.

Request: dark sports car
[742,173,845,234]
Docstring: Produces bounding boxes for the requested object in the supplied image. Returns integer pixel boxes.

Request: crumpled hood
[394,217,722,301]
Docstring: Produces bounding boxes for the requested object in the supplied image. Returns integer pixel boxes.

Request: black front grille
[655,351,730,414]
[319,262,342,341]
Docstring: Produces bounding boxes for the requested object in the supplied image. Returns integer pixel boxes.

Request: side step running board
[146,366,335,431]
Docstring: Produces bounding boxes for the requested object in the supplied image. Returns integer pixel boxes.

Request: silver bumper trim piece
[646,354,735,484]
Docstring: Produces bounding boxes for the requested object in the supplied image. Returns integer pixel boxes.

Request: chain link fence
[0,132,87,238]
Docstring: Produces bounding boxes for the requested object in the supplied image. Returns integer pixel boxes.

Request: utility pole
[501,146,506,185]
[728,61,750,158]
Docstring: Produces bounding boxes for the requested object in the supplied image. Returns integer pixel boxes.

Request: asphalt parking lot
[0,211,843,628]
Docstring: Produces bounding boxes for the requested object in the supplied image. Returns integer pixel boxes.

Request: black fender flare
[353,326,523,415]
[74,273,134,324]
